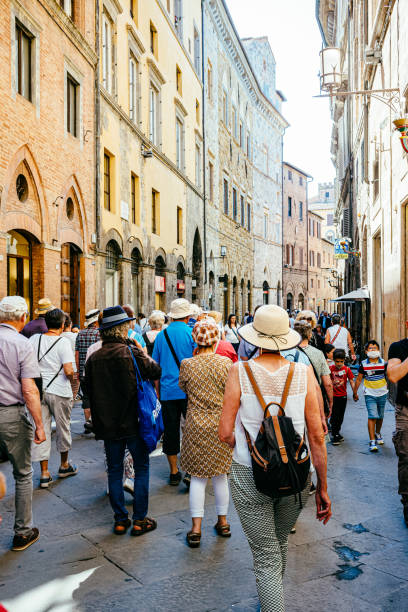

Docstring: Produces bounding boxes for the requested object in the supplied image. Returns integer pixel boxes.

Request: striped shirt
[358,358,388,397]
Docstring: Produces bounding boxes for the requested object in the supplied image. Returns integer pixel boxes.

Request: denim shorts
[365,394,387,419]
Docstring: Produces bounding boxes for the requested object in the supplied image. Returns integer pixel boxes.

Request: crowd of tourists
[0,292,406,611]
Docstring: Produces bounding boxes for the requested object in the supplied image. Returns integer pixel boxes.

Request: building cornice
[147,57,166,85]
[126,23,145,55]
[208,0,288,132]
[174,96,188,117]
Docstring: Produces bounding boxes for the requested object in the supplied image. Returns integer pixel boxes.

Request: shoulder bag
[34,335,63,400]
[242,361,310,505]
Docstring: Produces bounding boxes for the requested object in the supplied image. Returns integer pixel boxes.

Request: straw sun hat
[238,305,301,351]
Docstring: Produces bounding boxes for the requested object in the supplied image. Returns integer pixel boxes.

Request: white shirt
[224,324,240,345]
[61,331,77,371]
[327,324,349,353]
[234,360,308,466]
[30,334,74,398]
[86,340,102,363]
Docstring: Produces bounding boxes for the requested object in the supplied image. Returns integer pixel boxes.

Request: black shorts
[79,377,90,410]
[161,399,188,456]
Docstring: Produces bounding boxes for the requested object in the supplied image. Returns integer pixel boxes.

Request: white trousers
[189,474,230,518]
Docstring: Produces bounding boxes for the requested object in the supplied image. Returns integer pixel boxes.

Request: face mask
[367,350,380,359]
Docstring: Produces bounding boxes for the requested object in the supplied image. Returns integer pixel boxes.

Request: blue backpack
[128,348,164,453]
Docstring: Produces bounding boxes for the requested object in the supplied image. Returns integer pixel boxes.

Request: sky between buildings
[227,0,334,198]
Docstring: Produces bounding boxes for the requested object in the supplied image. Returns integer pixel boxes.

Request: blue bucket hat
[99,305,136,330]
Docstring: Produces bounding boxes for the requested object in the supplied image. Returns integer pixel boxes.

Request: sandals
[113,518,131,535]
[130,517,157,537]
[214,523,231,538]
[186,531,201,548]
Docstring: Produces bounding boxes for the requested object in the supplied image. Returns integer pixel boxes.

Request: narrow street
[0,394,407,612]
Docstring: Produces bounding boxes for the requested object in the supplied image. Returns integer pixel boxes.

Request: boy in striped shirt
[353,340,388,452]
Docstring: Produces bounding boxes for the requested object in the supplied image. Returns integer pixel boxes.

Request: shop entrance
[6,230,33,316]
[61,243,81,325]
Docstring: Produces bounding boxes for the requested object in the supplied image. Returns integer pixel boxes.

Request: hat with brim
[238,305,301,351]
[85,308,100,327]
[35,298,55,315]
[167,298,193,320]
[99,305,136,331]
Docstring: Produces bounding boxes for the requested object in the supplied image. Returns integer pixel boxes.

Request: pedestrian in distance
[0,296,46,551]
[85,306,161,536]
[325,314,356,362]
[386,334,408,526]
[318,311,332,334]
[75,308,100,433]
[353,340,388,452]
[179,318,233,548]
[122,304,147,352]
[30,308,78,488]
[142,311,166,356]
[21,298,54,338]
[329,348,355,445]
[61,314,79,400]
[152,298,195,486]
[224,313,240,354]
[324,343,335,366]
[219,305,331,612]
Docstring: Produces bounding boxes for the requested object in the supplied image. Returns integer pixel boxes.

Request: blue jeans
[365,394,387,420]
[104,436,149,522]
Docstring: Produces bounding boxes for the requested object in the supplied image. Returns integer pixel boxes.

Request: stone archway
[192,228,203,304]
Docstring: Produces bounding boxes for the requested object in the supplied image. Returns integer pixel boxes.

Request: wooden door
[61,244,71,315]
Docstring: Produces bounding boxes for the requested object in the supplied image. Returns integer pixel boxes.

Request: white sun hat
[238,305,301,351]
[167,298,193,320]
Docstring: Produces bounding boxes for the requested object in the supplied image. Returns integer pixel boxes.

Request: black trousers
[161,399,188,456]
[330,396,348,436]
[393,405,408,497]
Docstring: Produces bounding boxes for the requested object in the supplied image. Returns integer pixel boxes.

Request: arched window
[155,255,166,311]
[263,280,269,305]
[131,248,142,313]
[209,271,215,310]
[105,240,121,306]
[286,292,293,311]
[232,276,238,314]
[177,262,185,295]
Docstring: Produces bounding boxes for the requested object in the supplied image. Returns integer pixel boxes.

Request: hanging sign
[334,238,350,259]
[155,276,166,293]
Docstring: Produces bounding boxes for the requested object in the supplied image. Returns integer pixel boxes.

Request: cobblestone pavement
[0,394,407,611]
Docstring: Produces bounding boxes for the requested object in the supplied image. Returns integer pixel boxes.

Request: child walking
[353,340,388,452]
[330,348,355,445]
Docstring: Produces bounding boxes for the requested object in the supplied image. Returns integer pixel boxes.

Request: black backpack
[243,361,310,505]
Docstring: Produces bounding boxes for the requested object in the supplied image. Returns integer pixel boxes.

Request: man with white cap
[152,299,195,485]
[0,296,45,551]
[21,297,55,338]
[75,309,100,432]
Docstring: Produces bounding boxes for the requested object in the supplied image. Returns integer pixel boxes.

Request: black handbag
[242,362,310,505]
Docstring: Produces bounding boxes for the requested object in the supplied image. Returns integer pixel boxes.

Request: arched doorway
[298,293,305,309]
[240,279,245,318]
[61,243,81,325]
[155,255,166,311]
[277,280,281,306]
[263,280,270,305]
[232,277,238,315]
[287,292,293,312]
[192,229,203,304]
[6,230,34,316]
[209,271,215,310]
[177,262,186,297]
[223,274,229,323]
[105,240,121,306]
[247,280,251,313]
[131,248,142,314]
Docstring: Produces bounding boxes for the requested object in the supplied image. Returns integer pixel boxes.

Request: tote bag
[128,348,164,453]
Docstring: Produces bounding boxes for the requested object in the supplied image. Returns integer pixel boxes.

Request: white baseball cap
[0,296,29,314]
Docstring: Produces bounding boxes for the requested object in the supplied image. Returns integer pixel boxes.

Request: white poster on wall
[120,200,129,221]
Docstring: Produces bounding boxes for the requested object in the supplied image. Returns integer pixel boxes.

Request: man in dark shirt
[75,309,100,432]
[21,298,54,338]
[388,337,408,527]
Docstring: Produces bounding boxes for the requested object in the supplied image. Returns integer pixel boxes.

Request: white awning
[330,287,370,302]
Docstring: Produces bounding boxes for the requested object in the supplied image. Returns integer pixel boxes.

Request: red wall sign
[177,280,185,292]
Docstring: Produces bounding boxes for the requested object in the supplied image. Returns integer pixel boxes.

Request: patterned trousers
[230,462,310,612]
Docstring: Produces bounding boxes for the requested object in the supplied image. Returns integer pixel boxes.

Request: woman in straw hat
[179,318,233,548]
[219,305,331,612]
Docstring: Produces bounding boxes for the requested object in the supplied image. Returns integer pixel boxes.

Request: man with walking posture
[0,296,45,550]
[325,314,356,361]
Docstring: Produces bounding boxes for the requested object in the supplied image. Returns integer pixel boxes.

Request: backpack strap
[280,362,295,410]
[163,329,181,369]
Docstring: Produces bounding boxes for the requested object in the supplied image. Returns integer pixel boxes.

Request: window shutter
[342,208,350,237]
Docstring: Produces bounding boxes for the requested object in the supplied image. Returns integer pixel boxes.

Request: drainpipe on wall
[306,177,310,306]
[201,0,207,289]
[281,131,285,308]
[95,0,101,252]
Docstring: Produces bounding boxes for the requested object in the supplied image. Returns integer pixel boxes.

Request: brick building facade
[0,0,97,326]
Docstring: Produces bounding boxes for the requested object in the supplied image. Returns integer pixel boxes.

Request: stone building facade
[308,182,336,243]
[203,0,287,322]
[0,0,97,326]
[97,0,204,314]
[282,162,310,312]
[317,0,408,351]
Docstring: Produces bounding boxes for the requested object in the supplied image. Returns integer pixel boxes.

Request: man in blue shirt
[152,299,195,485]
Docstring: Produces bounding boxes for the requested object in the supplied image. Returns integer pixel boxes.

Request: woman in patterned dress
[179,318,233,548]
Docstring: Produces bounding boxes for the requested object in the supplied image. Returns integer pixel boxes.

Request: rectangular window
[104,153,111,211]
[311,279,314,288]
[194,27,200,75]
[327,213,333,225]
[67,74,78,137]
[240,195,245,226]
[177,206,182,244]
[209,161,214,201]
[176,117,184,169]
[239,121,244,147]
[317,253,321,267]
[246,131,251,158]
[152,189,159,234]
[150,21,158,58]
[60,0,74,20]
[299,247,303,264]
[130,0,137,24]
[16,21,32,101]
[174,0,183,39]
[264,215,268,239]
[195,145,201,187]
[288,170,292,181]
[102,14,113,94]
[299,176,303,186]
[149,85,158,145]
[233,188,237,220]
[129,56,137,122]
[232,106,237,139]
[223,91,228,125]
[299,201,303,221]
[131,173,136,224]
[288,197,292,217]
[176,65,182,94]
[373,155,379,199]
[223,179,229,214]
[207,61,213,101]
[247,202,251,232]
